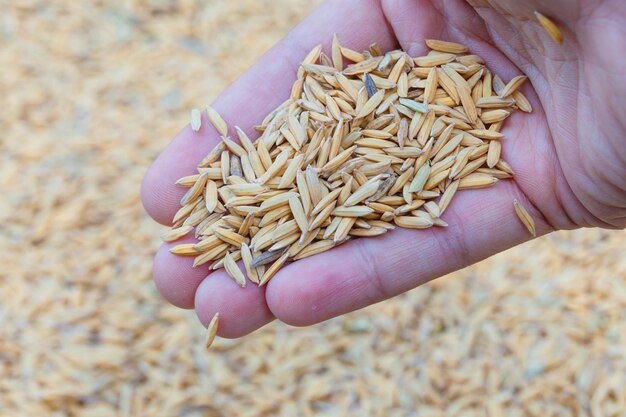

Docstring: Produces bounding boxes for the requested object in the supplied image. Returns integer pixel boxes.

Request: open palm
[142,0,626,337]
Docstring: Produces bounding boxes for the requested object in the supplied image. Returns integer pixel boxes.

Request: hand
[141,0,626,337]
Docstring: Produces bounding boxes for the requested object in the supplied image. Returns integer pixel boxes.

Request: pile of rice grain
[169,37,533,288]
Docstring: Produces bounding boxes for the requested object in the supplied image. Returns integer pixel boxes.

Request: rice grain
[167,36,530,292]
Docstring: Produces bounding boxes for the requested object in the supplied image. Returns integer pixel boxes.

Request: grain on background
[1,1,625,416]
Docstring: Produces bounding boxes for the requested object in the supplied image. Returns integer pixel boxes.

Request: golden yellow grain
[458,173,498,189]
[269,232,300,251]
[424,67,438,103]
[227,183,268,196]
[271,220,298,242]
[162,225,193,242]
[344,178,382,207]
[220,150,230,183]
[293,240,336,260]
[311,188,342,215]
[180,172,208,206]
[309,202,337,231]
[255,150,290,185]
[237,213,255,236]
[432,133,463,163]
[496,159,515,175]
[457,84,477,124]
[438,179,460,215]
[340,46,365,63]
[425,39,468,54]
[334,217,357,242]
[206,106,229,136]
[514,199,537,237]
[487,140,502,168]
[414,53,456,67]
[259,191,297,211]
[355,138,396,149]
[481,109,510,124]
[417,111,436,146]
[424,169,450,190]
[534,11,564,45]
[234,126,255,152]
[288,194,308,235]
[170,243,200,256]
[205,313,219,350]
[449,147,473,179]
[499,75,528,98]
[296,170,312,215]
[331,205,374,217]
[394,216,434,229]
[356,90,385,118]
[383,52,401,77]
[343,56,383,75]
[327,119,344,160]
[183,205,209,227]
[460,133,485,147]
[320,146,357,174]
[454,155,487,179]
[193,243,230,267]
[424,201,441,218]
[176,174,201,187]
[280,125,301,151]
[213,228,245,248]
[475,96,516,108]
[174,200,205,225]
[468,129,504,140]
[397,71,409,98]
[305,166,323,206]
[301,44,322,66]
[204,180,218,213]
[258,252,289,286]
[223,252,246,287]
[221,137,246,158]
[194,234,223,251]
[335,72,359,101]
[512,90,533,112]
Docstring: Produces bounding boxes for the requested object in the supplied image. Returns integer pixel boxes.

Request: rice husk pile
[1,1,625,416]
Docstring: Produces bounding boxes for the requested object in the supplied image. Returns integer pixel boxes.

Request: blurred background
[1,1,625,416]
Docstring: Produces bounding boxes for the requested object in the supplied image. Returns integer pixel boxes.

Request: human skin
[141,0,626,337]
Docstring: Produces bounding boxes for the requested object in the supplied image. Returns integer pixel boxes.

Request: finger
[154,237,275,337]
[194,270,274,338]
[381,0,445,56]
[266,182,552,326]
[141,0,398,226]
[153,237,214,309]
